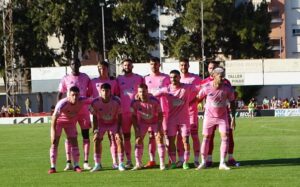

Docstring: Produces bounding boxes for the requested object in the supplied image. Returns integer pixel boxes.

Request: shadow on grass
[238,158,300,167]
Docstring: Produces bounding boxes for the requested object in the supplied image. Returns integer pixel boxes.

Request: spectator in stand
[282,98,289,109]
[1,105,6,117]
[237,97,245,109]
[276,98,282,109]
[270,96,277,109]
[248,99,255,118]
[15,105,21,117]
[25,97,32,116]
[289,97,297,108]
[7,105,14,117]
[297,96,300,108]
[262,96,270,109]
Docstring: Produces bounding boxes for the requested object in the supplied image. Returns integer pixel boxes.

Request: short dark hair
[98,61,109,68]
[70,58,81,65]
[101,83,111,90]
[170,69,180,76]
[138,83,148,90]
[69,86,80,93]
[149,57,160,64]
[179,57,189,64]
[122,58,133,64]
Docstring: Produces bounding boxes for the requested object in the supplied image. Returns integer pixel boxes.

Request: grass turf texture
[0,117,300,187]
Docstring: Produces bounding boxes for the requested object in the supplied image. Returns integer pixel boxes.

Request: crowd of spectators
[261,96,300,109]
[0,105,21,117]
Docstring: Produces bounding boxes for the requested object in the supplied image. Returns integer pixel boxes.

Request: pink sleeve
[58,77,67,93]
[198,86,207,101]
[153,87,168,97]
[86,79,93,97]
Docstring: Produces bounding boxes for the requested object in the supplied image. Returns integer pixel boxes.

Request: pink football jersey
[91,78,118,98]
[117,73,144,113]
[198,81,235,118]
[144,73,170,113]
[54,97,90,124]
[130,96,162,125]
[90,96,122,125]
[58,72,92,97]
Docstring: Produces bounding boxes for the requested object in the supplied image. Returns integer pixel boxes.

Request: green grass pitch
[0,117,300,186]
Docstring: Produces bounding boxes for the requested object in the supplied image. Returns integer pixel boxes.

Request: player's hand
[115,132,121,140]
[231,118,236,130]
[93,133,100,142]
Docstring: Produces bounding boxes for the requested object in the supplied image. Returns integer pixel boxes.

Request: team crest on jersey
[121,82,125,85]
[148,81,152,84]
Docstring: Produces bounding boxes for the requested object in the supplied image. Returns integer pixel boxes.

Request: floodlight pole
[100,2,106,60]
[201,1,205,79]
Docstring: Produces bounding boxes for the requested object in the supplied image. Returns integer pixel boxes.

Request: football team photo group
[48,57,239,174]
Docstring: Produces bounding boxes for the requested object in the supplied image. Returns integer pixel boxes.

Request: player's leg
[167,122,177,169]
[206,126,217,167]
[218,117,230,170]
[115,130,125,171]
[144,130,156,168]
[155,130,166,170]
[78,113,92,170]
[176,132,184,167]
[132,124,147,170]
[65,126,82,173]
[48,124,62,174]
[122,113,133,168]
[181,124,191,170]
[227,128,238,166]
[90,130,105,172]
[190,120,200,167]
[108,133,118,169]
[196,117,215,170]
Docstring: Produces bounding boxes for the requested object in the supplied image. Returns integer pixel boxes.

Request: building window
[292,29,300,36]
[292,0,300,9]
[270,39,281,51]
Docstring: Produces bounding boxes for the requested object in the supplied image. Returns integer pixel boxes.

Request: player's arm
[132,113,140,138]
[157,111,163,133]
[92,115,100,142]
[50,114,58,145]
[57,92,64,101]
[230,99,237,130]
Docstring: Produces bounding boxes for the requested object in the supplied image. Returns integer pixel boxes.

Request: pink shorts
[55,123,78,138]
[167,123,190,137]
[121,112,132,134]
[98,124,119,138]
[77,112,91,130]
[162,112,168,132]
[140,123,159,137]
[202,114,229,135]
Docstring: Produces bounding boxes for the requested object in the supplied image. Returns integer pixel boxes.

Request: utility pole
[99,2,106,60]
[201,1,205,79]
[1,0,15,107]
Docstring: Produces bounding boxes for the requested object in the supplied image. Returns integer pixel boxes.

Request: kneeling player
[90,83,125,172]
[131,83,166,170]
[48,86,90,174]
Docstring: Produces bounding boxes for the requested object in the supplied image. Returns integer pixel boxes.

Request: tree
[109,0,158,63]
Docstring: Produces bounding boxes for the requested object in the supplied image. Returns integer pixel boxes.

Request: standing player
[201,61,238,167]
[89,83,125,172]
[197,67,236,170]
[48,86,90,174]
[57,58,93,170]
[154,70,194,170]
[143,57,170,168]
[131,83,166,170]
[117,59,144,168]
[176,58,202,167]
[91,61,119,168]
